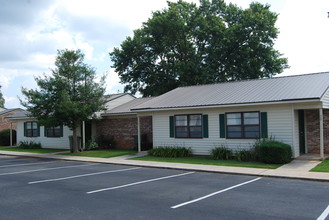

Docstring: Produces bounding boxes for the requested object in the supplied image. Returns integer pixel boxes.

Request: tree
[110,0,288,97]
[21,49,106,153]
[0,86,5,108]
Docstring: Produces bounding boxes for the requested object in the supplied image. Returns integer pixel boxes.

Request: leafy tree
[21,49,106,153]
[110,0,288,97]
[0,85,5,108]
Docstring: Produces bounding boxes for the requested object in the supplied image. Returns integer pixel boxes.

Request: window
[45,125,62,137]
[226,112,260,139]
[24,121,39,137]
[175,114,202,138]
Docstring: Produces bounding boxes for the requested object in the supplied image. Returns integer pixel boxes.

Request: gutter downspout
[10,122,13,147]
[319,108,324,160]
[137,115,141,152]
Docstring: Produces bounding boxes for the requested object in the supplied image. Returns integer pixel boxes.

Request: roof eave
[101,112,137,117]
[5,116,35,120]
[131,98,322,112]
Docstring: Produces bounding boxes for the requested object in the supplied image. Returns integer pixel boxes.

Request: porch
[298,109,329,160]
[296,154,329,161]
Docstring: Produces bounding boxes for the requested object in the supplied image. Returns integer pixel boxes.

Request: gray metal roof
[0,108,23,116]
[133,72,329,111]
[5,110,31,119]
[102,97,154,116]
[105,93,135,102]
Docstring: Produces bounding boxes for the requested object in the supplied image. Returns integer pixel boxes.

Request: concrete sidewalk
[0,150,328,182]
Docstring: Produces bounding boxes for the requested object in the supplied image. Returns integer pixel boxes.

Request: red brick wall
[96,116,152,150]
[0,111,19,131]
[305,109,329,154]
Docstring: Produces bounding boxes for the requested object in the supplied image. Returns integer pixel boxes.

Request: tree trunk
[72,126,79,153]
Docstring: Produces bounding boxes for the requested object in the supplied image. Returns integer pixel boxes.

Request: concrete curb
[0,150,328,182]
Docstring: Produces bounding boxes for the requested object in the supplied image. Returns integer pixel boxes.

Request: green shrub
[96,135,116,149]
[148,146,192,158]
[256,140,292,164]
[0,129,16,146]
[85,141,98,151]
[211,147,233,160]
[18,141,42,149]
[254,137,276,161]
[235,149,256,162]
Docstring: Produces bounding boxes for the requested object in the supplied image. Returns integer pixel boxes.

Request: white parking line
[29,167,141,184]
[87,172,195,194]
[171,177,262,209]
[0,163,97,176]
[317,205,329,220]
[0,161,56,168]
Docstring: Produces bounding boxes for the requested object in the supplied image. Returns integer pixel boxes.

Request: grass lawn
[0,147,66,154]
[310,159,329,172]
[130,156,281,169]
[59,149,137,158]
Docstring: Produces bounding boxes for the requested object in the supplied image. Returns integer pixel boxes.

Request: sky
[1,0,329,109]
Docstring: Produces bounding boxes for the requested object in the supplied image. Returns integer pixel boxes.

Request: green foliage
[0,85,4,108]
[311,159,329,173]
[85,141,98,151]
[235,149,256,162]
[211,147,233,160]
[20,49,107,153]
[148,146,192,158]
[18,141,42,149]
[96,135,117,149]
[256,140,292,164]
[0,129,16,146]
[110,0,288,97]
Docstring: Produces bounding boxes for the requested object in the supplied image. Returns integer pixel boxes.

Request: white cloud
[275,0,329,75]
[104,69,123,94]
[1,0,329,108]
[4,96,19,109]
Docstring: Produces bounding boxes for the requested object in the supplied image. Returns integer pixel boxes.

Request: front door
[298,110,306,154]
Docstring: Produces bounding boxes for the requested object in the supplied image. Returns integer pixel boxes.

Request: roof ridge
[132,72,329,111]
[174,71,329,90]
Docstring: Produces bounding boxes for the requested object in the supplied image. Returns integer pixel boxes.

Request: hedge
[257,140,292,164]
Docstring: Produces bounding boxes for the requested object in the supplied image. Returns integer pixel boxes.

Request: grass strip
[59,150,137,158]
[130,156,281,169]
[0,148,66,154]
[310,159,329,172]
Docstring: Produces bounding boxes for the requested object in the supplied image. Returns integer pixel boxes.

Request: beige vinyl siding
[16,120,71,149]
[152,104,296,156]
[293,102,322,110]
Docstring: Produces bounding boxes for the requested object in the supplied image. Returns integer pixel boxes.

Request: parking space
[0,156,328,220]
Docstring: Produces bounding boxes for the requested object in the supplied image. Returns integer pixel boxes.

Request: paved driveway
[0,155,328,220]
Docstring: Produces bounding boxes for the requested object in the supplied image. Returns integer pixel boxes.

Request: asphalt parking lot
[0,155,328,220]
